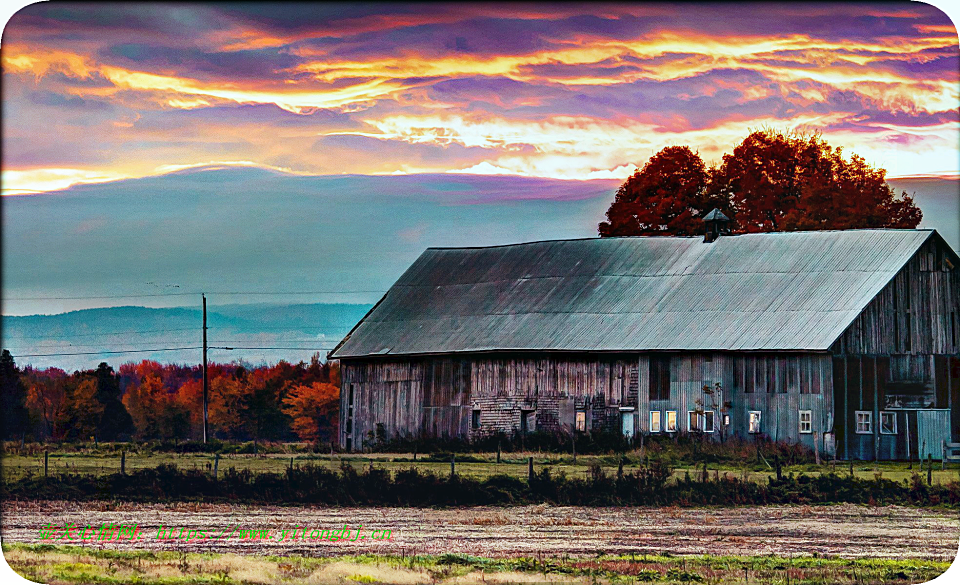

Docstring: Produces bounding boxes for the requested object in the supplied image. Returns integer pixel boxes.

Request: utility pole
[202,293,209,443]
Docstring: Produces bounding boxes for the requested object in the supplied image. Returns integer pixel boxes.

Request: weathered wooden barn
[329,227,960,460]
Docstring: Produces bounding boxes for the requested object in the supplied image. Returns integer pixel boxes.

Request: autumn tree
[23,366,68,440]
[711,130,921,232]
[599,146,724,236]
[0,350,31,440]
[62,377,104,440]
[600,130,922,236]
[282,381,339,443]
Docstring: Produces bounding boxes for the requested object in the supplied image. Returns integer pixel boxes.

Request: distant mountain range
[2,303,372,371]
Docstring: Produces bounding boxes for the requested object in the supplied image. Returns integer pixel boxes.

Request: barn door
[917,409,950,459]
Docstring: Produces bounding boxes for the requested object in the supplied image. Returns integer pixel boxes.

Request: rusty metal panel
[330,230,938,358]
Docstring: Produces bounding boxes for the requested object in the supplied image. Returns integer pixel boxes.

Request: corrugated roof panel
[330,229,935,357]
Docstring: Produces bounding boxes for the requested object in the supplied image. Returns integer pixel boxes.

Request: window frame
[799,410,812,434]
[855,410,873,434]
[703,411,715,433]
[472,409,481,430]
[649,410,662,433]
[880,411,897,435]
[748,411,762,434]
[575,411,587,433]
[665,410,678,433]
[687,410,701,432]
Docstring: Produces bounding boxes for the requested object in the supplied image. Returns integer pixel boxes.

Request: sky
[1,2,959,327]
[2,2,959,195]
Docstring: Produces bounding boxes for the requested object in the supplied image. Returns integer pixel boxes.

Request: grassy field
[3,544,952,584]
[4,450,960,486]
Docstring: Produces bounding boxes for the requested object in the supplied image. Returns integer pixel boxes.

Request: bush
[3,461,957,508]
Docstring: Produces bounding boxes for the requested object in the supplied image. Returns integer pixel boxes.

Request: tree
[0,350,30,440]
[710,130,921,232]
[599,130,922,236]
[94,362,134,440]
[599,146,721,236]
[24,367,68,440]
[282,381,339,443]
[62,377,104,441]
[208,372,251,440]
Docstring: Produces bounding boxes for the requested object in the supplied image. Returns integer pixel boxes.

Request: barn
[329,224,960,460]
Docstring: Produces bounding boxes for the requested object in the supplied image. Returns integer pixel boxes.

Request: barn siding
[340,352,833,452]
[832,237,960,460]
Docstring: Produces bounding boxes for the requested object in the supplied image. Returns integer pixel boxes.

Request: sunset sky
[3,2,959,194]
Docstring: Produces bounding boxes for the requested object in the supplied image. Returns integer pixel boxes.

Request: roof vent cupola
[702,208,731,243]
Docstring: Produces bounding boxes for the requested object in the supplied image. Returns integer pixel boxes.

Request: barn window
[703,411,715,433]
[649,355,671,401]
[880,411,897,435]
[521,410,535,434]
[723,414,730,427]
[688,411,701,432]
[575,411,587,432]
[748,411,762,434]
[472,409,481,430]
[799,410,812,434]
[665,410,677,432]
[649,411,662,433]
[855,411,872,434]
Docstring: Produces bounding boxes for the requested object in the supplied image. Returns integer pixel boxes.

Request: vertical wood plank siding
[340,352,833,452]
[832,238,960,460]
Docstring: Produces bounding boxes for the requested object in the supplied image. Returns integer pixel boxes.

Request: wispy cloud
[3,3,957,193]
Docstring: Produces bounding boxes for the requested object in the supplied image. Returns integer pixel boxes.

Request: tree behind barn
[598,146,718,236]
[599,130,922,236]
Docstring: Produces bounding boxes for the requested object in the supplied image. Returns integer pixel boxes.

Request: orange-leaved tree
[600,130,921,236]
[282,381,339,443]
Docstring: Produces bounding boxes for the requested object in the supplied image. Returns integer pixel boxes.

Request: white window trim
[649,410,662,433]
[575,411,587,432]
[855,410,873,434]
[748,411,762,434]
[703,410,715,433]
[799,410,812,434]
[880,411,897,435]
[665,410,678,433]
[687,410,701,432]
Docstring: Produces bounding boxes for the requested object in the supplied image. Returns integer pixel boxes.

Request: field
[5,450,960,486]
[3,501,958,559]
[3,544,953,585]
[4,449,959,583]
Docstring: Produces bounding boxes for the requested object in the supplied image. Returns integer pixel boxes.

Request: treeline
[4,461,958,508]
[0,349,339,444]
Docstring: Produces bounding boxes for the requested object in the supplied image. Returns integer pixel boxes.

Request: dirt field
[3,501,958,560]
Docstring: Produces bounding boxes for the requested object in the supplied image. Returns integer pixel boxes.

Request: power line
[13,347,203,357]
[6,290,386,300]
[12,345,337,357]
[6,326,351,339]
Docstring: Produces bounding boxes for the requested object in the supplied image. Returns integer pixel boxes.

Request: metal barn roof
[330,229,938,358]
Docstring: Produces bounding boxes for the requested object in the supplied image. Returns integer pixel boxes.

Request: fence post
[928,454,933,486]
[528,456,534,481]
[942,440,946,471]
[44,450,48,478]
[121,450,126,475]
[497,442,501,464]
[450,453,456,477]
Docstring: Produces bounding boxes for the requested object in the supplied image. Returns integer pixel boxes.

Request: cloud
[1,3,957,192]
